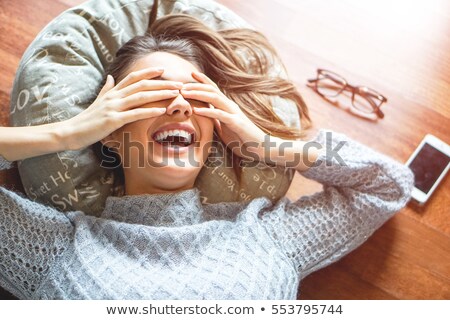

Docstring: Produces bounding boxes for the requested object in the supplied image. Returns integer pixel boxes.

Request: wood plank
[299,263,397,300]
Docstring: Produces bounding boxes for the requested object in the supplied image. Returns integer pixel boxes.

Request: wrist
[55,119,77,151]
[261,136,323,171]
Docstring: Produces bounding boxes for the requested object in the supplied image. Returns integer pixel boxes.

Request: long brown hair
[106,9,311,141]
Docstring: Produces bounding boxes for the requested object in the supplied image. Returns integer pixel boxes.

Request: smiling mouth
[151,124,197,148]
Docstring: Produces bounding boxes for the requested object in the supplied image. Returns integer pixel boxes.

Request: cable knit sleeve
[0,187,73,299]
[0,155,13,170]
[259,129,414,279]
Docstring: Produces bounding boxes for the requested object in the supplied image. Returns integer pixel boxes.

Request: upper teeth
[154,129,193,143]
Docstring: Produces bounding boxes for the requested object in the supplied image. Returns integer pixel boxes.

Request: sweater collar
[101,188,204,227]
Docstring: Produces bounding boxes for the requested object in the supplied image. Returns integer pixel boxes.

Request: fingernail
[156,67,164,72]
[174,82,183,88]
[171,90,180,95]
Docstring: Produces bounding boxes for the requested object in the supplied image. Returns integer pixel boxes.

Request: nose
[166,92,193,117]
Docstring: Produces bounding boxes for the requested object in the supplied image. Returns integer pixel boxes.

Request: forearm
[0,123,70,161]
[260,136,323,172]
[260,129,415,276]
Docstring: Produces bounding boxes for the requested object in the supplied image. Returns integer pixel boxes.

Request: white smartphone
[405,134,450,204]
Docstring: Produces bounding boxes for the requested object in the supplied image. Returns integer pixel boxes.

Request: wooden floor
[0,0,449,299]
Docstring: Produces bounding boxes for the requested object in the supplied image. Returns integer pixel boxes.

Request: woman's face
[109,52,214,195]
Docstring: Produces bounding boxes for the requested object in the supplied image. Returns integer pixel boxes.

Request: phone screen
[408,143,450,194]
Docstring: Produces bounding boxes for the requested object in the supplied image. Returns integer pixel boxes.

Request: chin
[158,163,201,175]
[149,165,201,190]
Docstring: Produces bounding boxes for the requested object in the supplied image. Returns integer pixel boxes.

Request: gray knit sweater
[0,130,414,299]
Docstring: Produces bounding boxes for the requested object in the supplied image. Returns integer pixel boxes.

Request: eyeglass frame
[307,68,387,119]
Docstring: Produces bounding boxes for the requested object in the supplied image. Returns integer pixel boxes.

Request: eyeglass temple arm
[375,107,385,119]
[364,95,386,119]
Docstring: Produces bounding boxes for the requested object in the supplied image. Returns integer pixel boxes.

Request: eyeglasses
[307,69,387,119]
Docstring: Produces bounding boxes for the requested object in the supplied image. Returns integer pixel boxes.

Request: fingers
[118,90,179,110]
[116,79,183,98]
[191,71,219,88]
[180,90,217,103]
[181,82,218,93]
[114,67,165,91]
[98,75,115,97]
[181,90,238,114]
[192,106,234,124]
[119,107,167,125]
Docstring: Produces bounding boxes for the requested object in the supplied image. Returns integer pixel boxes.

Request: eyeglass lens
[315,70,381,114]
[316,71,346,98]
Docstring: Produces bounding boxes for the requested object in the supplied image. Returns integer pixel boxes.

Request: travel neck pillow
[10,0,301,215]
